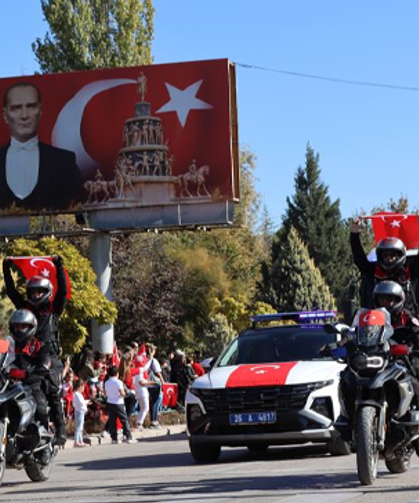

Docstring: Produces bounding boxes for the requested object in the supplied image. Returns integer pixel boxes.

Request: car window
[217,327,336,367]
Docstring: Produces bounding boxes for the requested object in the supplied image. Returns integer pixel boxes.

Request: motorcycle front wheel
[356,406,379,485]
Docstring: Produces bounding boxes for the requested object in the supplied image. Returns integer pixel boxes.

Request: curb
[79,424,186,446]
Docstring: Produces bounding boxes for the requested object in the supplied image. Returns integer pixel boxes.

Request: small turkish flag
[134,343,148,368]
[162,383,178,408]
[111,340,120,368]
[8,256,71,299]
[365,212,419,250]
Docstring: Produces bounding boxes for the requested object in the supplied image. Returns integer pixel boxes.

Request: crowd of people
[2,253,207,450]
[61,343,206,447]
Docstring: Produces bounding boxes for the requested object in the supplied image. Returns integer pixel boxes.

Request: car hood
[192,360,344,389]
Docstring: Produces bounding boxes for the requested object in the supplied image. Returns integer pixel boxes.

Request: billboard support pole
[89,232,114,354]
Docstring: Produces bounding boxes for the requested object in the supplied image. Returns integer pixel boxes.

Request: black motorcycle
[0,338,57,486]
[328,308,419,486]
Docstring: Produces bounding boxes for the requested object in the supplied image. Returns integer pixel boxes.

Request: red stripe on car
[225,362,298,388]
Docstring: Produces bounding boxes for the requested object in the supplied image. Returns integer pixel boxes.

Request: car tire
[189,440,221,463]
[247,443,269,452]
[327,436,352,456]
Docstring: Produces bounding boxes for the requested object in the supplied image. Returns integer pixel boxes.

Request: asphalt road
[2,432,419,503]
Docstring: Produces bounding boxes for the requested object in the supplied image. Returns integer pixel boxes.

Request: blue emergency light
[250,310,337,327]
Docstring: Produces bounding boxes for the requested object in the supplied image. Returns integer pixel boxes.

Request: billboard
[0,59,239,231]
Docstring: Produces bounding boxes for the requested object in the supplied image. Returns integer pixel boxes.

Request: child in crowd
[72,379,90,448]
[62,371,74,420]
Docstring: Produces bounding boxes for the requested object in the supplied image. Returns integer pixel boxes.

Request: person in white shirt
[72,379,89,448]
[133,360,152,430]
[104,366,135,444]
[0,82,82,210]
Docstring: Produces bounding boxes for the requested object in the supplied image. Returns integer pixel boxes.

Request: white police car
[186,311,350,463]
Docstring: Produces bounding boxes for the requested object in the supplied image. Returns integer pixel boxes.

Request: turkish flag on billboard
[0,59,238,216]
[162,383,178,408]
[8,256,71,299]
[365,212,419,250]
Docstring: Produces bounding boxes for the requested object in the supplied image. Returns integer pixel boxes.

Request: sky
[1,0,419,227]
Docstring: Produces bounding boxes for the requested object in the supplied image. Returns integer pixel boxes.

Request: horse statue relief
[177,164,211,197]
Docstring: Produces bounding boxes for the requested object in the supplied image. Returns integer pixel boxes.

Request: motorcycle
[328,308,419,486]
[0,337,57,487]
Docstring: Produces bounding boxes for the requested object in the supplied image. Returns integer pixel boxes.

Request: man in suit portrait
[0,82,82,211]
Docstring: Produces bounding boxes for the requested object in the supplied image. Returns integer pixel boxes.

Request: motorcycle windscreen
[352,308,393,347]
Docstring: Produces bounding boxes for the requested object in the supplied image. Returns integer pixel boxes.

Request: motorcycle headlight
[351,352,368,371]
[351,352,385,371]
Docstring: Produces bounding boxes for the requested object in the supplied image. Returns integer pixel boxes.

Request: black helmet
[9,309,38,344]
[26,276,53,308]
[376,237,406,271]
[373,280,405,314]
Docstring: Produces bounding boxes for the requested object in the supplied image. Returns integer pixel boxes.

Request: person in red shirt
[190,354,205,377]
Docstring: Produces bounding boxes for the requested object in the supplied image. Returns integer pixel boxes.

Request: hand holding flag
[7,255,71,299]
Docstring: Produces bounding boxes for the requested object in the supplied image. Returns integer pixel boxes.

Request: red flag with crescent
[364,212,419,250]
[8,256,71,299]
[162,383,178,408]
[134,343,148,368]
[112,340,120,368]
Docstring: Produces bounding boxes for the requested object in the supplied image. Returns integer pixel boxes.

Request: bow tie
[9,143,38,153]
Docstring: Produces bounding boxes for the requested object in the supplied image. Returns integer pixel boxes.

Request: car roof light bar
[251,310,337,327]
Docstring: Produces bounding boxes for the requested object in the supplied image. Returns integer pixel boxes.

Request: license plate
[229,411,276,425]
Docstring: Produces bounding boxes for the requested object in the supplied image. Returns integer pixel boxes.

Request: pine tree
[32,0,154,73]
[271,227,336,311]
[282,144,351,305]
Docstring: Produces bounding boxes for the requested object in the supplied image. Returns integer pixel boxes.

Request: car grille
[193,382,331,414]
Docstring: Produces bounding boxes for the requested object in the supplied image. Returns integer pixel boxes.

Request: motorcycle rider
[337,280,419,445]
[8,309,51,431]
[350,218,419,315]
[2,255,67,445]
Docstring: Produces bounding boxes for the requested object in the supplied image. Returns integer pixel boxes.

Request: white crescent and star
[156,80,213,127]
[29,257,54,278]
[250,365,280,375]
[381,215,408,228]
[51,78,213,177]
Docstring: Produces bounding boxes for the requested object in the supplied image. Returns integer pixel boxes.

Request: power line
[235,62,419,92]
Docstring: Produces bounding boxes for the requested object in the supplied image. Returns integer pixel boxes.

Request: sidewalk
[80,423,186,446]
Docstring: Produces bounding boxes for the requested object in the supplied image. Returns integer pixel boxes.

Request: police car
[186,310,350,463]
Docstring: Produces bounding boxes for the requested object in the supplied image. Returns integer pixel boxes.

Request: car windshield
[216,325,337,367]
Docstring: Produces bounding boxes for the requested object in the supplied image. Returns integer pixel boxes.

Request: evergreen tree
[282,144,351,305]
[271,227,336,312]
[33,0,154,73]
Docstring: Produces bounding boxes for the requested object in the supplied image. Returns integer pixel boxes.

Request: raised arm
[2,258,25,308]
[350,219,373,275]
[52,255,67,316]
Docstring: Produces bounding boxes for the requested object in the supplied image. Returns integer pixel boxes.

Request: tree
[282,144,351,305]
[1,238,117,353]
[33,0,154,73]
[202,314,235,357]
[271,227,336,312]
[112,234,185,350]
